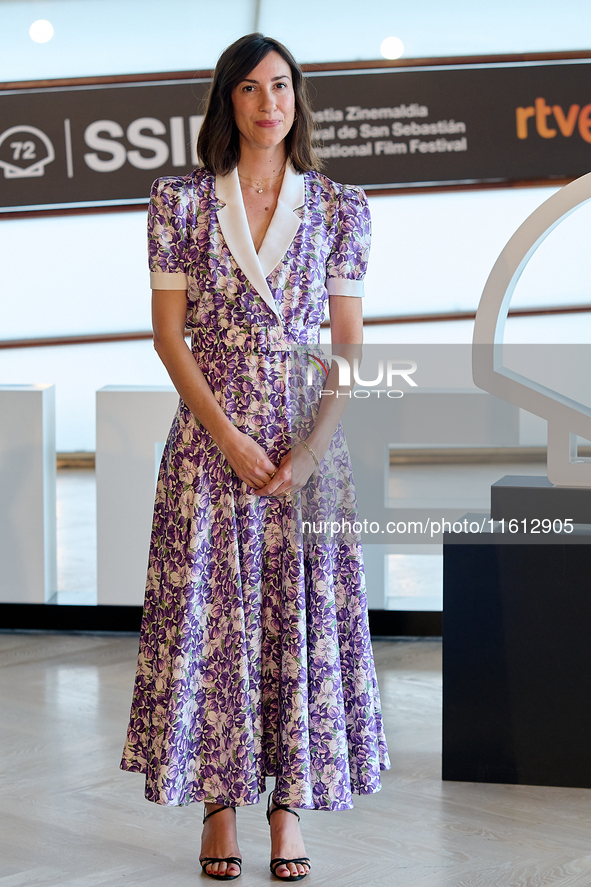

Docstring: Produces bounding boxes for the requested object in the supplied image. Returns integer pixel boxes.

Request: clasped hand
[223,429,317,497]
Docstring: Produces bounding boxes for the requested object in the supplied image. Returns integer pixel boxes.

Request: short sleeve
[148,178,189,290]
[325,185,371,297]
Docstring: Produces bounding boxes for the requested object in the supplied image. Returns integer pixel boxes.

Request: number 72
[9,141,36,160]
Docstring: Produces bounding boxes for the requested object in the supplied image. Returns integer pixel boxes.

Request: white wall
[2,210,149,340]
[7,184,589,345]
[0,184,577,343]
[2,184,591,451]
[3,1,591,450]
[2,0,591,81]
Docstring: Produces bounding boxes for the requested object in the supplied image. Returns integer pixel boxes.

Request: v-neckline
[214,164,305,319]
[239,168,285,257]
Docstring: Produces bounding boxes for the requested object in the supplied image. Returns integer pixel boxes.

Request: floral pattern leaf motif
[120,168,390,810]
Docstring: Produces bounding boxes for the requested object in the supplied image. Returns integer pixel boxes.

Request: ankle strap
[203,805,235,824]
[266,793,301,823]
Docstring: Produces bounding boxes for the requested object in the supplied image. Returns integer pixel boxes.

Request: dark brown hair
[197,33,320,175]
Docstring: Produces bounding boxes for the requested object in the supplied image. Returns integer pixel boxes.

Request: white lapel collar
[257,163,305,278]
[215,167,281,320]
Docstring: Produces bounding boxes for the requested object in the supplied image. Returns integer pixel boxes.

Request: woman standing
[121,33,390,882]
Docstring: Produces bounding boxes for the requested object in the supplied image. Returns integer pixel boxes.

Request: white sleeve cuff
[150,270,188,290]
[326,277,365,297]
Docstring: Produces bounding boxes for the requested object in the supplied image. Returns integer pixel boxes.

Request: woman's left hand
[254,442,319,498]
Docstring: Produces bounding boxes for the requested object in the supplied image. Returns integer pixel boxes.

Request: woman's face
[231,51,296,153]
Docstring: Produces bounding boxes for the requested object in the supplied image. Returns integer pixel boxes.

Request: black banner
[2,57,591,212]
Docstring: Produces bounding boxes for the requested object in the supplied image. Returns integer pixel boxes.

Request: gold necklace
[238,165,285,194]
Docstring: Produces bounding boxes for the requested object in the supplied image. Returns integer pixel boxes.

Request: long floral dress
[120,163,390,810]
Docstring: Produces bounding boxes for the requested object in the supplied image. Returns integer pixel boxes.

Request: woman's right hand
[219,427,277,492]
[151,291,278,492]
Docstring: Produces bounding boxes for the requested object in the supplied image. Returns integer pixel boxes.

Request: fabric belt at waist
[190,323,320,353]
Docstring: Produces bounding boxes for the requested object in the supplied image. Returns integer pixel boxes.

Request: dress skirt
[120,338,390,810]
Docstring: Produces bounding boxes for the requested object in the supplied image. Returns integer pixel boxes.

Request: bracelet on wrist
[299,440,320,471]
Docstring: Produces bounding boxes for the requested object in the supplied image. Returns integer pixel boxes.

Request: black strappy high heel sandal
[199,805,242,881]
[266,793,311,882]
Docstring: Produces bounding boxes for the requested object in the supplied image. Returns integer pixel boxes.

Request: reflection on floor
[56,460,549,610]
[2,633,591,887]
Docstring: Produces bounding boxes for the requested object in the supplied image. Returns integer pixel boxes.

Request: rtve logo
[515,99,591,142]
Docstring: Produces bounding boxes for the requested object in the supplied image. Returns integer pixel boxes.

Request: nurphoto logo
[307,355,418,399]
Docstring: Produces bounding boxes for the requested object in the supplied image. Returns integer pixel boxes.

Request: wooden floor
[2,635,591,886]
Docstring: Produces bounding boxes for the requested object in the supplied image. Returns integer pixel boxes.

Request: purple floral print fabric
[120,167,390,810]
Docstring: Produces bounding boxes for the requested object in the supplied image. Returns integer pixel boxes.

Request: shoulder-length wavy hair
[197,33,320,175]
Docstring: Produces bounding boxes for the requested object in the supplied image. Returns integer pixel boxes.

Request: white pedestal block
[0,384,56,603]
[96,386,178,607]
